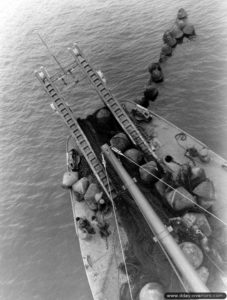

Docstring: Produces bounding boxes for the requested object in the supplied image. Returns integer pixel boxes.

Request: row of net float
[160,8,195,62]
[136,8,196,109]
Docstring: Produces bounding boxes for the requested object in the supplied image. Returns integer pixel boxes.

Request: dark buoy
[159,54,168,63]
[110,132,131,152]
[183,23,196,37]
[144,85,159,102]
[148,62,162,73]
[96,107,112,125]
[170,25,184,40]
[175,18,187,30]
[135,96,149,108]
[166,186,196,210]
[139,160,160,184]
[177,8,188,20]
[151,69,164,83]
[148,62,164,83]
[124,148,144,165]
[162,30,177,47]
[160,44,172,56]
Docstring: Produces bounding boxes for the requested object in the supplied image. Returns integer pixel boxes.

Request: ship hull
[67,105,227,299]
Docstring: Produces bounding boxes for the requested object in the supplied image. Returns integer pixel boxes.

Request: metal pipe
[102,144,210,293]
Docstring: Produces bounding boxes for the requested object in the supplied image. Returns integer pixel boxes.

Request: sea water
[0,0,227,299]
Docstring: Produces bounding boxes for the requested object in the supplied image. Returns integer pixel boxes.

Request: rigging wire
[205,253,226,276]
[112,227,121,300]
[37,32,66,75]
[36,32,83,86]
[111,147,227,227]
[153,233,189,292]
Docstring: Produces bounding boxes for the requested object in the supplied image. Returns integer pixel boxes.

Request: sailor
[95,191,111,214]
[76,217,96,235]
[150,137,161,151]
[135,96,149,108]
[162,30,177,47]
[69,149,81,171]
[91,216,111,239]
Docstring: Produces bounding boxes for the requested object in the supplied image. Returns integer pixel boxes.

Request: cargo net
[73,107,227,299]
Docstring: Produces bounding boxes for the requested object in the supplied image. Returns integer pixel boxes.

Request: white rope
[101,154,134,300]
[112,227,121,300]
[205,253,226,276]
[111,147,227,227]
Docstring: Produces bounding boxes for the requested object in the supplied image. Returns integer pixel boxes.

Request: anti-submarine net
[36,57,227,299]
[72,108,227,299]
[35,13,227,296]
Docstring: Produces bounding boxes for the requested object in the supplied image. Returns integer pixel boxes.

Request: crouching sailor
[91,215,111,239]
[68,148,81,171]
[76,217,95,240]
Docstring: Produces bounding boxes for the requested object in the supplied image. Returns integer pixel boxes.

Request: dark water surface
[0,0,227,299]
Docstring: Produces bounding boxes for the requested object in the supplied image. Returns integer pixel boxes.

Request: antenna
[37,32,67,84]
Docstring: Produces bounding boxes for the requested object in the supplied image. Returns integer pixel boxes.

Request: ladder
[35,67,116,200]
[69,44,157,159]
